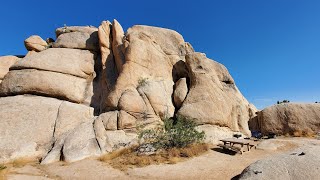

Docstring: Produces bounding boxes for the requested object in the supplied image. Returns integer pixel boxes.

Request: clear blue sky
[1,0,319,109]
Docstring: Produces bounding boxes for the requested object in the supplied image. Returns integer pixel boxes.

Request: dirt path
[2,138,319,180]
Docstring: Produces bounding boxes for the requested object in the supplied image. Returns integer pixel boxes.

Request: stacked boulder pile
[0,20,257,164]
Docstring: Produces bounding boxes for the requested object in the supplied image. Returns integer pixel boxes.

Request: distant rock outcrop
[0,19,256,163]
[249,103,320,135]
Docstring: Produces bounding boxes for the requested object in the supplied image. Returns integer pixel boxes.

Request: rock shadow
[211,147,237,156]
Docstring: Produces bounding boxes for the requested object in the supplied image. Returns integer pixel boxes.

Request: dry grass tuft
[293,130,303,137]
[10,158,39,168]
[292,129,315,137]
[302,129,315,137]
[0,165,8,180]
[99,147,136,162]
[100,143,209,171]
[0,157,40,180]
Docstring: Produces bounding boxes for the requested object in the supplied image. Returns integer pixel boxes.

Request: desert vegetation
[100,116,208,170]
[277,100,290,104]
[138,116,205,150]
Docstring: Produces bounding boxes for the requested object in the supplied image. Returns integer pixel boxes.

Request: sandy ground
[2,137,320,180]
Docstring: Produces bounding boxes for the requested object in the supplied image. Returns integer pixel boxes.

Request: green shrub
[0,164,6,171]
[138,116,205,150]
[138,77,148,87]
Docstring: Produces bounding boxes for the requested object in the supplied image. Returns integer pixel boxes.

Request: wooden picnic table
[219,138,256,154]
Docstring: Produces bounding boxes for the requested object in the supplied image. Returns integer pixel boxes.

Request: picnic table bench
[218,138,256,154]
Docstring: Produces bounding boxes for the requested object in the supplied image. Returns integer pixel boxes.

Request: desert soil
[1,137,319,180]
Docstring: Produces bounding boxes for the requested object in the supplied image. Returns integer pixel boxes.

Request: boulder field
[0,19,258,164]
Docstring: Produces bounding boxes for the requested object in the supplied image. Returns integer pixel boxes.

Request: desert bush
[138,115,205,150]
[0,164,6,171]
[138,77,148,87]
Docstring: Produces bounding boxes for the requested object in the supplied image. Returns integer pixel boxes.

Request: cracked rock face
[0,19,257,163]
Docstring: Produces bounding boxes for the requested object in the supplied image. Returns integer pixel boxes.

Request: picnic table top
[220,138,254,145]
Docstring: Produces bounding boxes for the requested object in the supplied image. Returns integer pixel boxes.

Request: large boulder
[0,69,89,103]
[61,120,101,163]
[54,26,99,51]
[41,101,96,164]
[53,31,99,51]
[250,103,320,135]
[177,53,256,136]
[0,48,98,105]
[0,95,60,163]
[24,35,48,52]
[0,95,97,164]
[11,48,95,78]
[0,55,19,83]
[55,26,98,37]
[111,19,126,73]
[238,145,320,180]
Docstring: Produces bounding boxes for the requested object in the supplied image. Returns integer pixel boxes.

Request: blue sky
[1,0,319,109]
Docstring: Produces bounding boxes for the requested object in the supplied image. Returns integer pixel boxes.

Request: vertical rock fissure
[92,117,102,152]
[44,100,64,159]
[141,91,158,117]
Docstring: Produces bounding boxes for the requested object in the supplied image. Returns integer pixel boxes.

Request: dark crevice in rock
[53,101,64,140]
[8,67,93,79]
[13,55,25,58]
[42,100,64,163]
[222,80,233,85]
[59,144,65,161]
[92,118,102,152]
[116,110,121,130]
[0,91,81,104]
[88,53,102,115]
[172,60,188,83]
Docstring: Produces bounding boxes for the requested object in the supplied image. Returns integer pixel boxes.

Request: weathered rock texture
[53,26,99,51]
[0,19,257,163]
[0,48,99,107]
[177,53,256,136]
[238,145,320,180]
[0,55,19,83]
[249,103,320,135]
[0,95,99,164]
